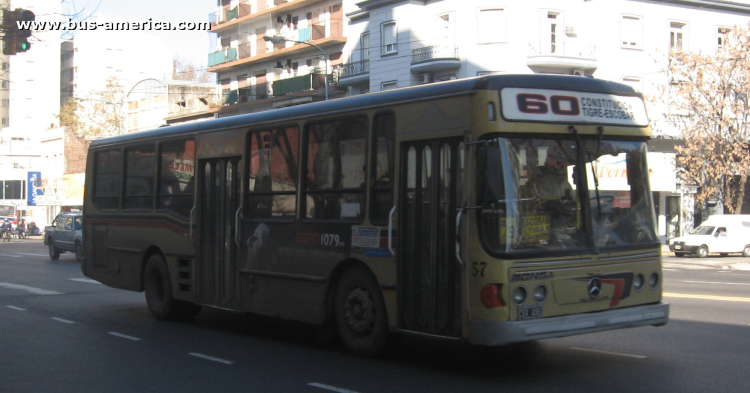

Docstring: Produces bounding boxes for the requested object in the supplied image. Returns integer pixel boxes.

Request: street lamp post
[71,96,123,134]
[263,35,328,101]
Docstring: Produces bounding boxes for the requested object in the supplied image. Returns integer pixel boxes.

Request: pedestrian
[17,220,26,239]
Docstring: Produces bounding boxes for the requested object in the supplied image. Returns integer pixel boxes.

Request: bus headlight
[634,274,644,291]
[649,272,660,289]
[512,286,527,305]
[533,284,547,304]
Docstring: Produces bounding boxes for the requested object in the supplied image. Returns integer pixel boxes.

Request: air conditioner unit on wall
[419,73,432,84]
[573,69,586,77]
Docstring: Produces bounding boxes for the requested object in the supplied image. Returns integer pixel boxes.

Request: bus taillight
[480,284,505,308]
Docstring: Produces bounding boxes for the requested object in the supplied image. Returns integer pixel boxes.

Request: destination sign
[500,87,649,127]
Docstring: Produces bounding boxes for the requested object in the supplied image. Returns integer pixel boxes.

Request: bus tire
[144,254,201,320]
[48,241,60,260]
[743,245,750,257]
[674,252,685,257]
[144,254,178,320]
[335,266,389,357]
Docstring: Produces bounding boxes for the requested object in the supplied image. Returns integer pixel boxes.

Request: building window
[717,26,731,48]
[382,81,397,91]
[548,12,560,54]
[669,22,687,51]
[360,33,369,61]
[477,8,506,43]
[621,15,643,49]
[381,21,397,55]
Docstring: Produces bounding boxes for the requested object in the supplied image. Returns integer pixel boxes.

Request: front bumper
[469,302,669,346]
[669,244,699,253]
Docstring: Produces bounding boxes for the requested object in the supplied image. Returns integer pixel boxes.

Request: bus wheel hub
[344,286,375,335]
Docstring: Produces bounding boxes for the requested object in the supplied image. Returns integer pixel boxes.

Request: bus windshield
[477,136,657,254]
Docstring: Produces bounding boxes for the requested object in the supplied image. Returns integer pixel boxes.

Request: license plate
[675,245,682,250]
[518,306,542,320]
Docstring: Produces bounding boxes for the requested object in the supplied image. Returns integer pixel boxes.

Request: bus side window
[93,149,122,210]
[305,117,367,220]
[246,126,299,219]
[158,139,195,218]
[370,112,395,224]
[123,144,156,210]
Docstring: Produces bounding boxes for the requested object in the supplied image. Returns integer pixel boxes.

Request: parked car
[669,215,750,258]
[44,212,84,262]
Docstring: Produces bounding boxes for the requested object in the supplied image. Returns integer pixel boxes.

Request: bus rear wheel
[335,266,388,357]
[144,254,201,320]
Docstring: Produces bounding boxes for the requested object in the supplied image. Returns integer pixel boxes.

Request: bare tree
[661,23,750,214]
[57,75,125,137]
[173,55,213,83]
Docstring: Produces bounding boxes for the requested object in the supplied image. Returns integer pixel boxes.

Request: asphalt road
[1,239,749,392]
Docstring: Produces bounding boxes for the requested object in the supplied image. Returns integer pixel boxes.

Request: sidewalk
[661,244,750,270]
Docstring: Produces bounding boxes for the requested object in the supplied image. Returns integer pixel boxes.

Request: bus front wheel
[335,266,389,357]
[144,254,201,320]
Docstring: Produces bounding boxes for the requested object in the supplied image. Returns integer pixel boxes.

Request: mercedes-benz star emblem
[588,277,602,299]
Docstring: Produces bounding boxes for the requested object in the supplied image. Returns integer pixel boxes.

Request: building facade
[126,79,217,132]
[205,0,348,116]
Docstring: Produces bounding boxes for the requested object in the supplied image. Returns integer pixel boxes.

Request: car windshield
[689,226,714,235]
[477,136,658,254]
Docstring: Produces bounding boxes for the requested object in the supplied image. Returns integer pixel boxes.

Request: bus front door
[197,157,242,309]
[399,138,463,337]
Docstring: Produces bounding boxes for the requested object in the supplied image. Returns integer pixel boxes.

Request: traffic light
[2,8,35,56]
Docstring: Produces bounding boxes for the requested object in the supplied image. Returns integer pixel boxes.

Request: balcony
[272,72,327,96]
[410,44,460,73]
[209,0,329,33]
[527,41,597,73]
[333,60,369,86]
[209,3,252,27]
[208,47,238,67]
[222,90,239,105]
[207,19,345,73]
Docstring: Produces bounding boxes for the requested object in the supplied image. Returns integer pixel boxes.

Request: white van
[668,215,750,258]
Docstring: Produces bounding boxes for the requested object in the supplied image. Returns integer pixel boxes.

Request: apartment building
[206,0,347,116]
[126,78,217,132]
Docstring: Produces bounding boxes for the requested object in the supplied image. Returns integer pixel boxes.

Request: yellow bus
[81,74,669,356]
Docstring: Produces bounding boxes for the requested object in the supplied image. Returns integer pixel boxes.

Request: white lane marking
[188,353,233,365]
[69,278,102,284]
[6,305,25,311]
[0,283,64,295]
[662,269,677,271]
[51,317,75,324]
[109,332,141,341]
[2,255,22,258]
[308,383,360,393]
[17,252,50,256]
[570,347,647,359]
[684,280,750,286]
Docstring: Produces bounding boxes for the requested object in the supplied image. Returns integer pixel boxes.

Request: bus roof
[91,74,644,148]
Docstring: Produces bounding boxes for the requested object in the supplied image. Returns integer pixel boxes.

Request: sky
[62,0,216,66]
